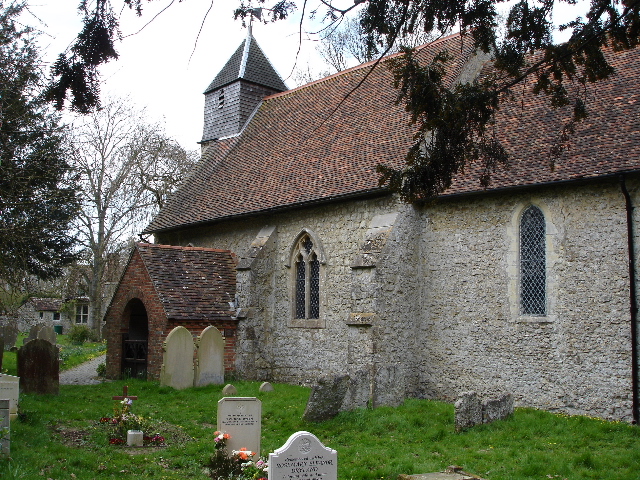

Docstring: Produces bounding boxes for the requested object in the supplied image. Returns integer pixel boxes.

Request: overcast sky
[22,1,588,150]
[24,0,328,149]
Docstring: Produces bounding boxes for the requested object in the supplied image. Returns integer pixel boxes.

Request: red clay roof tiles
[146,34,640,234]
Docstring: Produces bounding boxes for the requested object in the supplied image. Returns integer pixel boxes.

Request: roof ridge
[265,31,464,100]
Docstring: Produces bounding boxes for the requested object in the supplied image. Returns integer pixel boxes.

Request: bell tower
[201,26,288,146]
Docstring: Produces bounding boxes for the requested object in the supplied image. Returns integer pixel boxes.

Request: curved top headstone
[269,431,337,480]
[160,326,194,390]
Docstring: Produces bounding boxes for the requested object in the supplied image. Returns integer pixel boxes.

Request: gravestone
[160,326,195,390]
[0,338,3,370]
[25,323,44,344]
[217,397,261,456]
[0,400,9,457]
[0,374,20,420]
[222,384,238,395]
[302,375,350,422]
[259,382,274,392]
[269,431,337,480]
[454,392,482,432]
[37,325,57,345]
[0,323,18,351]
[194,326,225,386]
[17,339,59,395]
[482,393,514,423]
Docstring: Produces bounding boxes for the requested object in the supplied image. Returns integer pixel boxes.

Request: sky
[23,0,329,149]
[21,0,589,150]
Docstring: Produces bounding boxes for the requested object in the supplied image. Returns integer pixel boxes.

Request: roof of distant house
[146,34,640,234]
[30,298,63,312]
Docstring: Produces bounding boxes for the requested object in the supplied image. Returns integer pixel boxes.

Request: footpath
[59,354,107,385]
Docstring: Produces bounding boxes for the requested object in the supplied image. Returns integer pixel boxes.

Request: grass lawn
[2,333,106,376]
[0,377,639,479]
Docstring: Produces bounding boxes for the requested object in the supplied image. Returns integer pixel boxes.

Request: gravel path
[59,353,108,385]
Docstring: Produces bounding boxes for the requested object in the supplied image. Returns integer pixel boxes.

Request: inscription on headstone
[217,397,261,456]
[0,374,20,420]
[269,431,337,480]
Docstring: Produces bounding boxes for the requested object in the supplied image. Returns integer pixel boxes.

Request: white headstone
[217,397,261,456]
[269,431,337,480]
[160,326,195,390]
[0,400,9,456]
[127,430,143,447]
[194,326,225,386]
[259,382,274,392]
[0,374,19,420]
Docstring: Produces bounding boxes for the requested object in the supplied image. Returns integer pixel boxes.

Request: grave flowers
[100,397,163,446]
[205,431,268,480]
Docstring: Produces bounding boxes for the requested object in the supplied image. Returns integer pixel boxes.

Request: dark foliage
[51,0,640,200]
[0,2,80,283]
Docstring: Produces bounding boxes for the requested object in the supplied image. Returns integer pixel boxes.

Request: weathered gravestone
[194,326,225,386]
[454,392,482,432]
[222,384,238,395]
[0,323,17,351]
[0,374,20,420]
[302,375,350,422]
[217,397,261,456]
[269,431,337,480]
[455,391,514,431]
[160,326,194,390]
[17,339,59,395]
[25,323,44,344]
[259,382,274,392]
[37,325,57,345]
[0,400,9,457]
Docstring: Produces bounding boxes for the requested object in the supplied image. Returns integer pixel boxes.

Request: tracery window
[294,234,320,319]
[520,206,546,315]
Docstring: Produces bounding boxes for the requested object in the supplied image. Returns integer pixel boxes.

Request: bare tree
[68,97,196,332]
[317,15,435,74]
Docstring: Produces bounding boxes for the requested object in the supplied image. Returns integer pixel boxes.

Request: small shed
[103,243,237,380]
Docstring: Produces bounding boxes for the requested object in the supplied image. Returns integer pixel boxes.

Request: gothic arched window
[294,234,320,319]
[520,206,546,315]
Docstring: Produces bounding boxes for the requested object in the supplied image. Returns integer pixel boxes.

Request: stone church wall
[158,176,640,421]
[418,178,638,421]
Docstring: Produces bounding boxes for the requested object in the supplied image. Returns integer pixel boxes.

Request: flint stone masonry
[302,375,350,422]
[157,179,640,421]
[269,431,337,480]
[217,397,261,456]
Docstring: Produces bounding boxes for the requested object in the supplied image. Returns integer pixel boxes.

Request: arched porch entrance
[121,298,148,378]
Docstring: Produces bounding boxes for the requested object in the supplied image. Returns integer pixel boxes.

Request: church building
[104,30,640,422]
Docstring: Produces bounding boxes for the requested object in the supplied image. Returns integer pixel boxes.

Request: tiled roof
[147,34,640,234]
[204,34,287,93]
[446,46,640,194]
[136,243,236,322]
[147,34,474,233]
[31,298,62,311]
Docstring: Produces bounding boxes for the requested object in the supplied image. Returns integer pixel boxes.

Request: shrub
[68,325,96,345]
[96,362,106,377]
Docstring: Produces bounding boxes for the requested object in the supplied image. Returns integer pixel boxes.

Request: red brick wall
[104,248,238,380]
